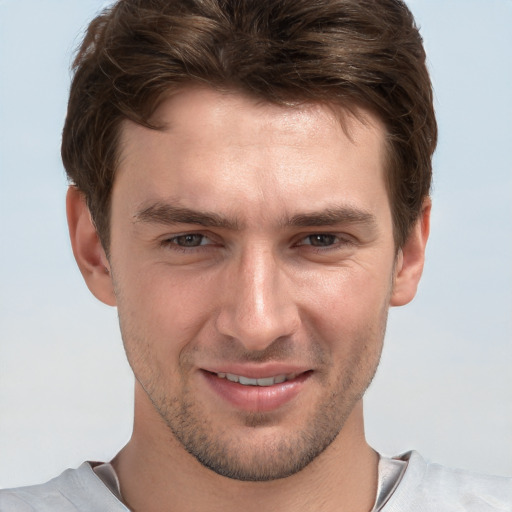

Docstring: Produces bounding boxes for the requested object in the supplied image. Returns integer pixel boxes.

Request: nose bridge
[216,242,298,350]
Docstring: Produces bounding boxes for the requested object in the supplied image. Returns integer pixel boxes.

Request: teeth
[239,376,258,385]
[217,372,297,386]
[256,377,275,386]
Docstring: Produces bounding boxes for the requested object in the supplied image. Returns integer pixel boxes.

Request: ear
[66,186,117,306]
[390,198,431,307]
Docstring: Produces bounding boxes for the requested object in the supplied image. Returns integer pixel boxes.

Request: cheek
[296,264,391,383]
[299,263,393,331]
[114,264,219,353]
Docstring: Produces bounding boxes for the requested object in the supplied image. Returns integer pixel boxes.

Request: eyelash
[160,233,215,252]
[298,234,346,248]
[160,232,354,252]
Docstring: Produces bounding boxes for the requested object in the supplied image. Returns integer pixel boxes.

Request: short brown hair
[62,0,437,250]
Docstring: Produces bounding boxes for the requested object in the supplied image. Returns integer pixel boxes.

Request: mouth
[213,372,301,387]
[201,369,312,412]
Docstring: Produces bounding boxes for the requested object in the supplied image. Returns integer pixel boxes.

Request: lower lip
[201,371,311,413]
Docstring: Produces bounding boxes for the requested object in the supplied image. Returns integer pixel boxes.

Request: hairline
[102,85,408,254]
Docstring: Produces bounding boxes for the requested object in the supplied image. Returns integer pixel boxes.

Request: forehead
[132,88,383,150]
[115,87,389,222]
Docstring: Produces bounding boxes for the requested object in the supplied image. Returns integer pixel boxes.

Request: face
[107,88,399,481]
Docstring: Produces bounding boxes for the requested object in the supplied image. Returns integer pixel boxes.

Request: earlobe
[66,186,117,306]
[390,198,431,307]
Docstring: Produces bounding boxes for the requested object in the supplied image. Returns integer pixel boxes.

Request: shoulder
[384,451,512,512]
[0,463,128,512]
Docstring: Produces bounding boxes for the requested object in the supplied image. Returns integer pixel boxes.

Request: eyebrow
[134,202,377,231]
[134,203,240,230]
[288,208,377,229]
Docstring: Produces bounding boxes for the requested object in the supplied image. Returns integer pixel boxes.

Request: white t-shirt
[1,451,510,511]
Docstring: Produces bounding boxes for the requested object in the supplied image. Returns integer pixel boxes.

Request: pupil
[179,234,202,246]
[311,234,335,246]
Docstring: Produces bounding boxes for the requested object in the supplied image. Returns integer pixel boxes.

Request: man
[0,0,510,510]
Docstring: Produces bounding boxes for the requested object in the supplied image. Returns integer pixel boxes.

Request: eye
[301,234,339,247]
[166,234,210,248]
[157,232,223,263]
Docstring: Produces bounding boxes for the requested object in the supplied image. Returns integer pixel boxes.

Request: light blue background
[1,0,511,487]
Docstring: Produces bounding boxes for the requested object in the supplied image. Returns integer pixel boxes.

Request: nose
[215,245,300,351]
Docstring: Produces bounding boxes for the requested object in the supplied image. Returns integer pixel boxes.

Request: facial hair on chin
[133,323,386,482]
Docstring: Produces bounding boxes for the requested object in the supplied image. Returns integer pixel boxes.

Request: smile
[202,369,311,412]
[215,372,298,387]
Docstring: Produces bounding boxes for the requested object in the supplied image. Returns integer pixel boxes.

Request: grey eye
[173,234,205,247]
[307,234,337,247]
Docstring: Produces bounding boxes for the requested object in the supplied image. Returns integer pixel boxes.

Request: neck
[112,390,378,512]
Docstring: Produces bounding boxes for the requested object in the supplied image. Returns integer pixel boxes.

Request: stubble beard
[156,384,350,481]
[115,272,390,482]
[132,328,385,482]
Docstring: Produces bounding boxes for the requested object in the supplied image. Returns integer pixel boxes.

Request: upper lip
[201,364,312,379]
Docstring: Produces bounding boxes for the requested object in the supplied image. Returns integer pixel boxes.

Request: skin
[67,87,430,512]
